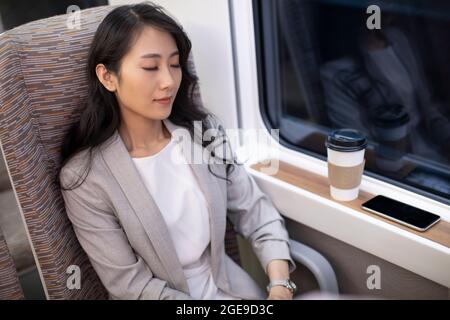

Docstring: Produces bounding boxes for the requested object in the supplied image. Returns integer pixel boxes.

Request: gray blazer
[59,117,295,300]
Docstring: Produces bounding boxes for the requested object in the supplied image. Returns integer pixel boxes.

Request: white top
[131,135,238,300]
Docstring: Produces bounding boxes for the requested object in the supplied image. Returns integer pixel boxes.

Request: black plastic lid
[325,129,367,152]
[371,104,410,128]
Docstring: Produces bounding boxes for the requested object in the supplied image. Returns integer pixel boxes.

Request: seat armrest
[289,239,339,294]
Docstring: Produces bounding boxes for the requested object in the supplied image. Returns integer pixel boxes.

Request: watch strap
[266,279,297,294]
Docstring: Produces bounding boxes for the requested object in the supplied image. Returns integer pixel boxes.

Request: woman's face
[96,25,182,120]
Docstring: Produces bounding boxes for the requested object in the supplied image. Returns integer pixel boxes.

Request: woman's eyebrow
[140,51,179,59]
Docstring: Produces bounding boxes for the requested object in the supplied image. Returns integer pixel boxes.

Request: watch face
[288,280,297,292]
[289,280,296,289]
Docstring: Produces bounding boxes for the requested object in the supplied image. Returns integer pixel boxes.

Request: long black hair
[58,2,240,191]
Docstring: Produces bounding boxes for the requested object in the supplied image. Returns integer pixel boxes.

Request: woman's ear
[95,63,118,92]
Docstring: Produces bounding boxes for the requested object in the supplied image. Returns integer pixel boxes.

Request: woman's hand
[267,286,293,300]
[266,259,294,300]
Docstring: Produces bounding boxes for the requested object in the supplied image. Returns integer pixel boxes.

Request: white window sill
[240,144,450,288]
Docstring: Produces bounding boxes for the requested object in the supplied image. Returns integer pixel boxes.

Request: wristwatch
[266,279,297,295]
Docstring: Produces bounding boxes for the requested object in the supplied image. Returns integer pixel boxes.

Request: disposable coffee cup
[325,129,367,201]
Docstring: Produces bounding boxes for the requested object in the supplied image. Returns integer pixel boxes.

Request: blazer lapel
[163,119,227,282]
[99,118,227,294]
[100,127,189,293]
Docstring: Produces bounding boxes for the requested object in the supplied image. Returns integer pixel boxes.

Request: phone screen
[361,195,441,230]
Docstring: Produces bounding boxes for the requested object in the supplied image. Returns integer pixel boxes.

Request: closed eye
[143,65,181,71]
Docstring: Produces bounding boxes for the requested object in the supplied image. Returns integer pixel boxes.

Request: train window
[253,0,450,206]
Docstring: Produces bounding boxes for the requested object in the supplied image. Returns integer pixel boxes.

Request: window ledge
[247,158,450,288]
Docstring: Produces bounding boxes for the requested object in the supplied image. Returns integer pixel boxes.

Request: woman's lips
[154,97,172,105]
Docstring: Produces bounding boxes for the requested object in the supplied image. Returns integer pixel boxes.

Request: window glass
[254,0,450,205]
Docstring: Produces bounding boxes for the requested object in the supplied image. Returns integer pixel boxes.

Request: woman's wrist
[266,259,290,281]
[266,260,295,300]
[267,285,293,300]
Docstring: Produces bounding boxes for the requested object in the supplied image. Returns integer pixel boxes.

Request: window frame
[252,0,450,207]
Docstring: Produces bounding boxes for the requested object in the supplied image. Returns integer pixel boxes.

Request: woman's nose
[159,66,176,89]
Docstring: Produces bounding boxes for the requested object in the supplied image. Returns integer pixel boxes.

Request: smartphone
[361,195,441,232]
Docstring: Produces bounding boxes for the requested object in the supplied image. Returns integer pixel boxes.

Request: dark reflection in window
[256,0,450,204]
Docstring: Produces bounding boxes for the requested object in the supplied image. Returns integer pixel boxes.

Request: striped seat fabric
[0,6,116,300]
[0,5,241,299]
[0,230,24,300]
